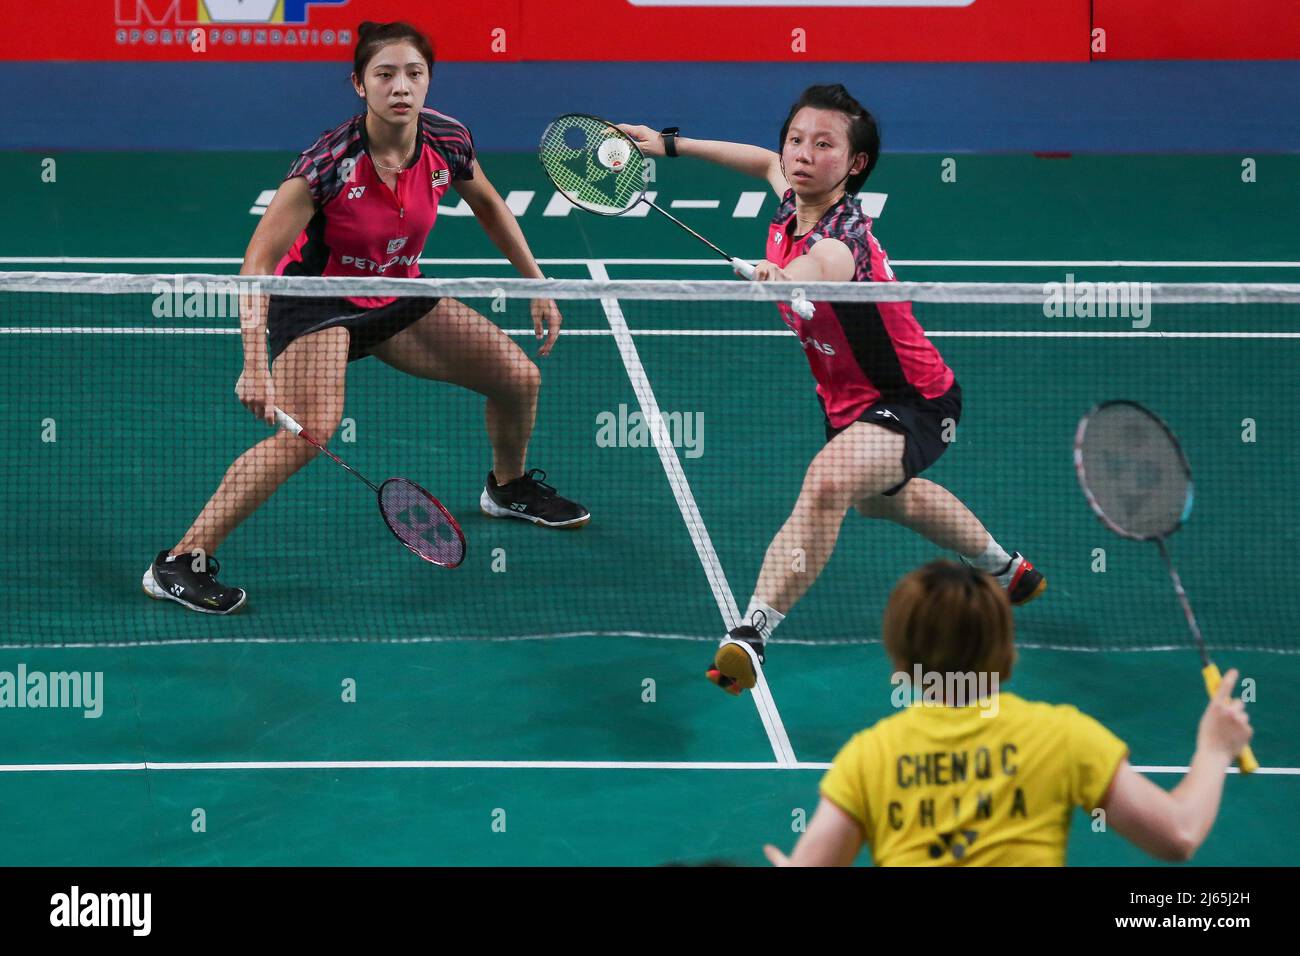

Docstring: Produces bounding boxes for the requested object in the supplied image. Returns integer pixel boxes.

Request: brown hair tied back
[352,21,435,78]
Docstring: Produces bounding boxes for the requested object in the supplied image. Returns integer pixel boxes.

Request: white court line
[0,760,1293,775]
[923,331,1300,339]
[2,632,1292,653]
[5,328,1300,340]
[589,261,797,767]
[610,331,1300,340]
[3,256,1299,268]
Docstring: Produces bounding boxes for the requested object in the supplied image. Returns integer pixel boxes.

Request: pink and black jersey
[276,107,476,307]
[765,189,955,429]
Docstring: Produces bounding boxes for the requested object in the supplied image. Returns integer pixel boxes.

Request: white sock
[742,599,785,641]
[967,536,1013,575]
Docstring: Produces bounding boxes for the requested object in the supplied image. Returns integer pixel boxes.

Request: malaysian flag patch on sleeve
[431,168,450,188]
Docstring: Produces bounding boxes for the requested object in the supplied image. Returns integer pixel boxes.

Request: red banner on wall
[0,1,1090,62]
[1093,0,1300,59]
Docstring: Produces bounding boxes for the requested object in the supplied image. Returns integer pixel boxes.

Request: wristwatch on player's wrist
[661,127,680,157]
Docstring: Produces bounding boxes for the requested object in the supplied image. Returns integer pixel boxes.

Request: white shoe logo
[170,584,185,597]
[510,502,527,512]
[875,410,900,422]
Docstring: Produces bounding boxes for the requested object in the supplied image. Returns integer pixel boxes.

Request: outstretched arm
[753,238,856,283]
[617,125,789,197]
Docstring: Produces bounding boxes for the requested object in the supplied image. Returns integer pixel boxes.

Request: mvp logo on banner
[115,1,349,26]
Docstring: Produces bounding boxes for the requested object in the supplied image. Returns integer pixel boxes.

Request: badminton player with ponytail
[144,21,588,615]
[621,84,1045,695]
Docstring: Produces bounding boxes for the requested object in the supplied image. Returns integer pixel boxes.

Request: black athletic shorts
[824,381,963,497]
[266,295,443,364]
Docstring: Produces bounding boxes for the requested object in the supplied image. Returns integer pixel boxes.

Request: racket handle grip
[732,258,816,319]
[274,406,304,437]
[1201,663,1259,775]
[730,257,755,280]
[1237,745,1260,775]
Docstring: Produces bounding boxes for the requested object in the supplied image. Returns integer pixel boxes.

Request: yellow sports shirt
[820,692,1128,866]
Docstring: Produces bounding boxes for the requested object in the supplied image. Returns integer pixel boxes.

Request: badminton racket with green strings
[538,113,814,320]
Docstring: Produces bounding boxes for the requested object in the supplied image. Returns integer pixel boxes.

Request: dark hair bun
[357,21,379,38]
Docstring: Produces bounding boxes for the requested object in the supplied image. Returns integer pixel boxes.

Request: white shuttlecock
[597,137,631,171]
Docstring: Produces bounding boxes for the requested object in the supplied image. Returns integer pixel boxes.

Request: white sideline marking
[589,261,796,766]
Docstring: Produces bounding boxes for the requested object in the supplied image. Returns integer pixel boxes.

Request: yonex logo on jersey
[930,830,980,861]
[347,186,365,200]
[387,237,408,254]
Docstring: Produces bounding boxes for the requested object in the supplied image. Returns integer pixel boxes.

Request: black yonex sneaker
[998,552,1046,606]
[479,469,590,529]
[142,550,247,614]
[707,621,767,696]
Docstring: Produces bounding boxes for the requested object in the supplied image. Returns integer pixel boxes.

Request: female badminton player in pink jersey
[144,21,588,615]
[621,84,1045,695]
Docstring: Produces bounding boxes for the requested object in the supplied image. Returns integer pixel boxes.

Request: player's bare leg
[373,298,589,528]
[755,423,906,611]
[374,298,537,481]
[854,477,987,553]
[145,326,349,614]
[173,325,350,557]
[856,477,1045,606]
[709,422,904,694]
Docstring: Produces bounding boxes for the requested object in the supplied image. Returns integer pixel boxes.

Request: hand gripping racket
[275,407,465,569]
[1075,400,1257,773]
[539,113,814,319]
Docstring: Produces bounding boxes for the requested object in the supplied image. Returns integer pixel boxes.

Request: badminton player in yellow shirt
[765,560,1253,866]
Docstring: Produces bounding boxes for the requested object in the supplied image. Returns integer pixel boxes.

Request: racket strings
[379,478,465,567]
[539,114,646,215]
[1078,403,1190,539]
